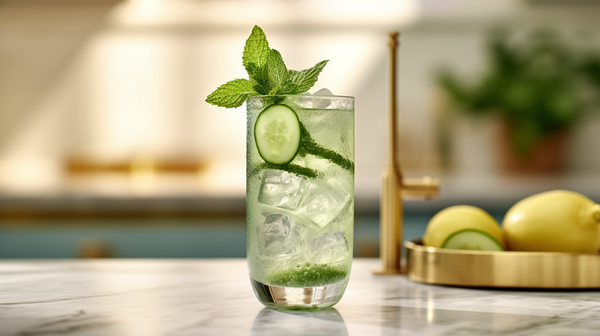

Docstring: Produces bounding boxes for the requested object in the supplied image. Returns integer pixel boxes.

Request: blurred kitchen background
[1,0,599,258]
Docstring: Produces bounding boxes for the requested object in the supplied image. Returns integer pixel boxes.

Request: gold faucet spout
[403,176,440,200]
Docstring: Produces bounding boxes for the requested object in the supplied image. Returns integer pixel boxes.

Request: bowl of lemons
[405,190,600,288]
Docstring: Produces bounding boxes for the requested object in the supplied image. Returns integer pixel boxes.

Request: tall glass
[246,94,354,310]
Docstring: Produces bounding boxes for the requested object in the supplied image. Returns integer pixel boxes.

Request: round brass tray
[405,239,600,289]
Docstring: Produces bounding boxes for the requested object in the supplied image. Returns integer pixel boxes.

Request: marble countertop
[1,259,600,336]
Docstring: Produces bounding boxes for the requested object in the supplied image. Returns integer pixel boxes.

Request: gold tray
[405,239,600,289]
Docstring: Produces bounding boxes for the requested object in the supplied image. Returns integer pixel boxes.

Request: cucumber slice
[254,104,301,165]
[441,229,505,251]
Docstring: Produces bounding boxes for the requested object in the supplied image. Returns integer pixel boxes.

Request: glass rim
[248,94,354,100]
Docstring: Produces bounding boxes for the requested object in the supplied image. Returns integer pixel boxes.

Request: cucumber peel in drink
[254,104,301,165]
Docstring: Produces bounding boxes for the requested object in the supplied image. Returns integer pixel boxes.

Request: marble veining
[1,259,600,335]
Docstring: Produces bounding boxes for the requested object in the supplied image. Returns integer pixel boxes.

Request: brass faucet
[373,32,440,275]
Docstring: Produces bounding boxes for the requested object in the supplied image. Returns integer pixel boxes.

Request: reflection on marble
[1,259,600,335]
[250,308,348,336]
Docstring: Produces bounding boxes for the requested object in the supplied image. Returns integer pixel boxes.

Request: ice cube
[300,179,350,228]
[258,214,300,259]
[310,231,349,264]
[309,88,333,109]
[258,170,310,211]
[312,88,334,96]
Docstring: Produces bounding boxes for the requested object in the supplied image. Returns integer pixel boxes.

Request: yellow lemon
[423,205,505,249]
[503,190,600,253]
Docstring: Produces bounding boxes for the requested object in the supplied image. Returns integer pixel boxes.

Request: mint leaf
[287,60,329,93]
[243,26,270,77]
[278,82,300,95]
[205,78,258,108]
[268,86,282,95]
[267,49,288,88]
[247,62,270,95]
[248,49,288,95]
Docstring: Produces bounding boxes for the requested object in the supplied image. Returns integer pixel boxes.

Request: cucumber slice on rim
[441,229,505,251]
[254,104,301,165]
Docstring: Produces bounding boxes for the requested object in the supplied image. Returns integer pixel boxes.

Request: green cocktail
[205,26,354,310]
[247,94,354,309]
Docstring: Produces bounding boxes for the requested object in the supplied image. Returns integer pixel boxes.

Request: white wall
[0,0,599,205]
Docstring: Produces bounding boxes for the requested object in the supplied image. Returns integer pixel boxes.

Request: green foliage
[287,60,330,93]
[205,78,258,108]
[242,26,271,75]
[438,29,599,156]
[206,25,329,108]
[582,50,600,91]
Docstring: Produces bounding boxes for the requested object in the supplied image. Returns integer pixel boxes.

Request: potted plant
[438,29,599,174]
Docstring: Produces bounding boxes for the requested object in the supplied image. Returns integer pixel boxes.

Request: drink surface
[246,95,354,288]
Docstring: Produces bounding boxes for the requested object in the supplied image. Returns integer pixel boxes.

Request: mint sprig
[206,25,328,108]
